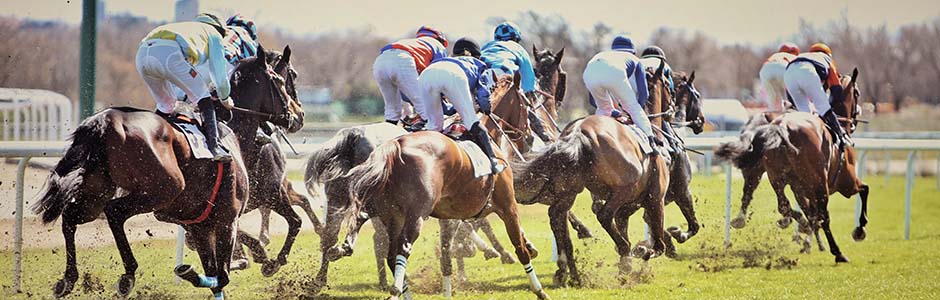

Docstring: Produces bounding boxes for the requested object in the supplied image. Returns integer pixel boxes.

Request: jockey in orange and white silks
[374,26,449,127]
[583,35,660,155]
[759,42,800,111]
[420,37,501,173]
[784,42,849,148]
[135,13,243,162]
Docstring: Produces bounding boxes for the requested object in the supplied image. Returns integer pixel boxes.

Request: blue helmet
[494,21,522,42]
[611,35,635,53]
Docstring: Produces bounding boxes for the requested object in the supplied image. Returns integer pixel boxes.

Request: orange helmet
[778,42,800,56]
[809,43,832,56]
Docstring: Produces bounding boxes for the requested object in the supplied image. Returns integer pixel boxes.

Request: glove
[220,98,235,110]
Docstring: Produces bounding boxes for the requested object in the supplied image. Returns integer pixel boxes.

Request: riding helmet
[453,37,481,58]
[226,13,258,41]
[641,45,667,61]
[611,35,635,53]
[417,26,448,47]
[494,21,522,42]
[777,42,800,56]
[809,43,832,56]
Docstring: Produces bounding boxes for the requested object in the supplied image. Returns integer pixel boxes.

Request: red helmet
[416,26,448,48]
[778,42,800,56]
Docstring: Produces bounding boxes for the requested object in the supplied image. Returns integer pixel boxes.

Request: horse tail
[32,111,111,224]
[347,139,401,209]
[715,126,764,169]
[756,124,799,155]
[514,128,593,186]
[304,127,366,196]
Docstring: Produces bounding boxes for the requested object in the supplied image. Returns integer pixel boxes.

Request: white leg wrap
[442,275,453,298]
[470,232,488,250]
[393,255,407,294]
[524,263,543,292]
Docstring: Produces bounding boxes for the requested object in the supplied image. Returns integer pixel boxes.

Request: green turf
[3,175,939,299]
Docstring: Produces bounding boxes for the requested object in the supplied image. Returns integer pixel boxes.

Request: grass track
[2,175,939,299]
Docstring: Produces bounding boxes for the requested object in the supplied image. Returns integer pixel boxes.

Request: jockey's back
[381,36,448,74]
[143,22,228,67]
[480,40,536,92]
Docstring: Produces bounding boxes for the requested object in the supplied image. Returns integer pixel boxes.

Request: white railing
[3,137,940,291]
[0,89,75,141]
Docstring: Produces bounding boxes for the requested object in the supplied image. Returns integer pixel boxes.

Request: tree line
[1,12,937,120]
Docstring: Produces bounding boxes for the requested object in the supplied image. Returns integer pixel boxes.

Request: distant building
[174,0,199,22]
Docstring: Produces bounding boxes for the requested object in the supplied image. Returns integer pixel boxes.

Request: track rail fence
[4,138,940,291]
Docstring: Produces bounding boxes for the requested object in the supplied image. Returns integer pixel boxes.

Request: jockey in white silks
[420,37,501,174]
[374,26,449,130]
[783,42,850,149]
[583,35,661,155]
[135,13,242,162]
[759,42,800,111]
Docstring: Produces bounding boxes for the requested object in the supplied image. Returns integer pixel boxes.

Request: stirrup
[210,147,232,162]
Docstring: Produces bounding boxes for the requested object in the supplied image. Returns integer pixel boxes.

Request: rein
[487,113,527,162]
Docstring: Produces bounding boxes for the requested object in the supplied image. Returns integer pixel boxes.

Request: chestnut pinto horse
[31,46,298,299]
[347,74,551,300]
[716,68,869,262]
[513,63,671,287]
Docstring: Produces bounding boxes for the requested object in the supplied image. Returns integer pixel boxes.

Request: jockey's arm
[207,32,231,100]
[632,60,649,107]
[517,49,538,93]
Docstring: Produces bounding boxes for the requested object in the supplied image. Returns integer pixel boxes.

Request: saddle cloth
[455,140,497,178]
[624,125,655,155]
[165,114,229,160]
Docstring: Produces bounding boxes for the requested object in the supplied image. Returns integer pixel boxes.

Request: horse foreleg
[731,165,764,229]
[852,184,870,241]
[438,219,458,298]
[258,207,272,246]
[819,197,849,263]
[642,193,667,260]
[260,202,302,277]
[210,222,236,300]
[612,204,641,272]
[476,219,515,264]
[669,187,700,245]
[567,212,595,239]
[494,198,549,299]
[234,228,268,266]
[372,219,390,289]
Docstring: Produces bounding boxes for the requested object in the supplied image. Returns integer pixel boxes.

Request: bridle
[231,65,293,125]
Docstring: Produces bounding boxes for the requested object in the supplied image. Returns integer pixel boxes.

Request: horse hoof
[230,259,250,271]
[174,264,201,287]
[665,249,678,259]
[553,269,567,287]
[53,278,75,298]
[116,274,135,298]
[259,235,270,246]
[618,256,633,275]
[500,251,517,264]
[534,289,552,300]
[483,248,501,260]
[325,247,346,262]
[576,229,594,239]
[730,217,747,229]
[776,217,792,229]
[852,227,867,241]
[835,254,850,263]
[261,260,282,277]
[526,243,540,259]
[632,245,652,260]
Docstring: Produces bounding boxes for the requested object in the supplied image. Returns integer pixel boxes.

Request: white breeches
[419,62,479,132]
[136,39,211,114]
[373,49,426,121]
[784,61,830,114]
[583,59,652,136]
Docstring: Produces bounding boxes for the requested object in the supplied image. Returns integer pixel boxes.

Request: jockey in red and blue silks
[784,42,850,148]
[480,22,538,99]
[420,37,501,173]
[760,42,800,111]
[374,26,448,128]
[583,35,660,155]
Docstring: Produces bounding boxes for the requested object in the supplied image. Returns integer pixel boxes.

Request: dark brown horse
[31,46,298,299]
[347,74,551,300]
[513,63,671,287]
[716,69,869,262]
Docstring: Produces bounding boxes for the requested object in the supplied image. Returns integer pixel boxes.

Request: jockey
[480,22,538,100]
[784,42,849,149]
[639,46,674,96]
[760,42,800,111]
[136,12,238,162]
[583,35,660,155]
[226,13,280,145]
[374,26,449,130]
[420,37,501,173]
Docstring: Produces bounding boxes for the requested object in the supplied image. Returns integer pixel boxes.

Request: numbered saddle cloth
[455,140,500,178]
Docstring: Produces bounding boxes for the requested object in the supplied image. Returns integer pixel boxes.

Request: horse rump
[32,111,111,224]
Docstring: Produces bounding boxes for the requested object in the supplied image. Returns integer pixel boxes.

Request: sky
[5,0,939,46]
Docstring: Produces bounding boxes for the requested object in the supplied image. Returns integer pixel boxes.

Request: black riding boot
[198,98,232,162]
[647,135,661,156]
[469,122,501,174]
[661,121,679,154]
[822,109,847,150]
[528,110,552,143]
[255,122,274,145]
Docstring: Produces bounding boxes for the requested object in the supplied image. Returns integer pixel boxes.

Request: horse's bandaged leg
[198,275,218,288]
[524,263,543,292]
[470,231,489,251]
[442,275,452,297]
[392,255,408,295]
[213,291,224,300]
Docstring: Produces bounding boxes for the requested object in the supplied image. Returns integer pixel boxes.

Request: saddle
[160,105,232,160]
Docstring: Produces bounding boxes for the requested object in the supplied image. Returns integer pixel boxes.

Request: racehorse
[216,46,317,277]
[32,46,299,299]
[715,68,869,262]
[347,74,551,300]
[513,63,671,287]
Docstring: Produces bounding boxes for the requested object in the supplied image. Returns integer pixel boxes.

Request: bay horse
[347,74,551,300]
[715,68,868,262]
[513,63,671,287]
[31,46,298,299]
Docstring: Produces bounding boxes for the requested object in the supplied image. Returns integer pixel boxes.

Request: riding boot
[255,122,274,145]
[822,110,847,150]
[469,122,502,174]
[661,121,679,154]
[527,110,551,143]
[647,135,661,156]
[198,98,232,162]
[386,119,399,126]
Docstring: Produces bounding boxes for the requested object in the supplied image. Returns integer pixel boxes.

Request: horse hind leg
[438,219,458,298]
[568,212,595,239]
[259,201,303,277]
[258,207,272,246]
[372,219,390,289]
[105,193,169,298]
[731,165,764,229]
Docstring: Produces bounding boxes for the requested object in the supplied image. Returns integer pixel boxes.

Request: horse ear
[282,45,292,64]
[849,67,859,86]
[688,70,696,84]
[275,45,292,73]
[555,47,565,65]
[654,61,665,80]
[256,45,267,65]
[532,45,540,60]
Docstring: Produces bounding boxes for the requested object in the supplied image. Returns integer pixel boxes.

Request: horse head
[645,61,671,119]
[674,71,705,134]
[833,68,861,134]
[487,72,532,156]
[231,45,305,133]
[533,45,567,108]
